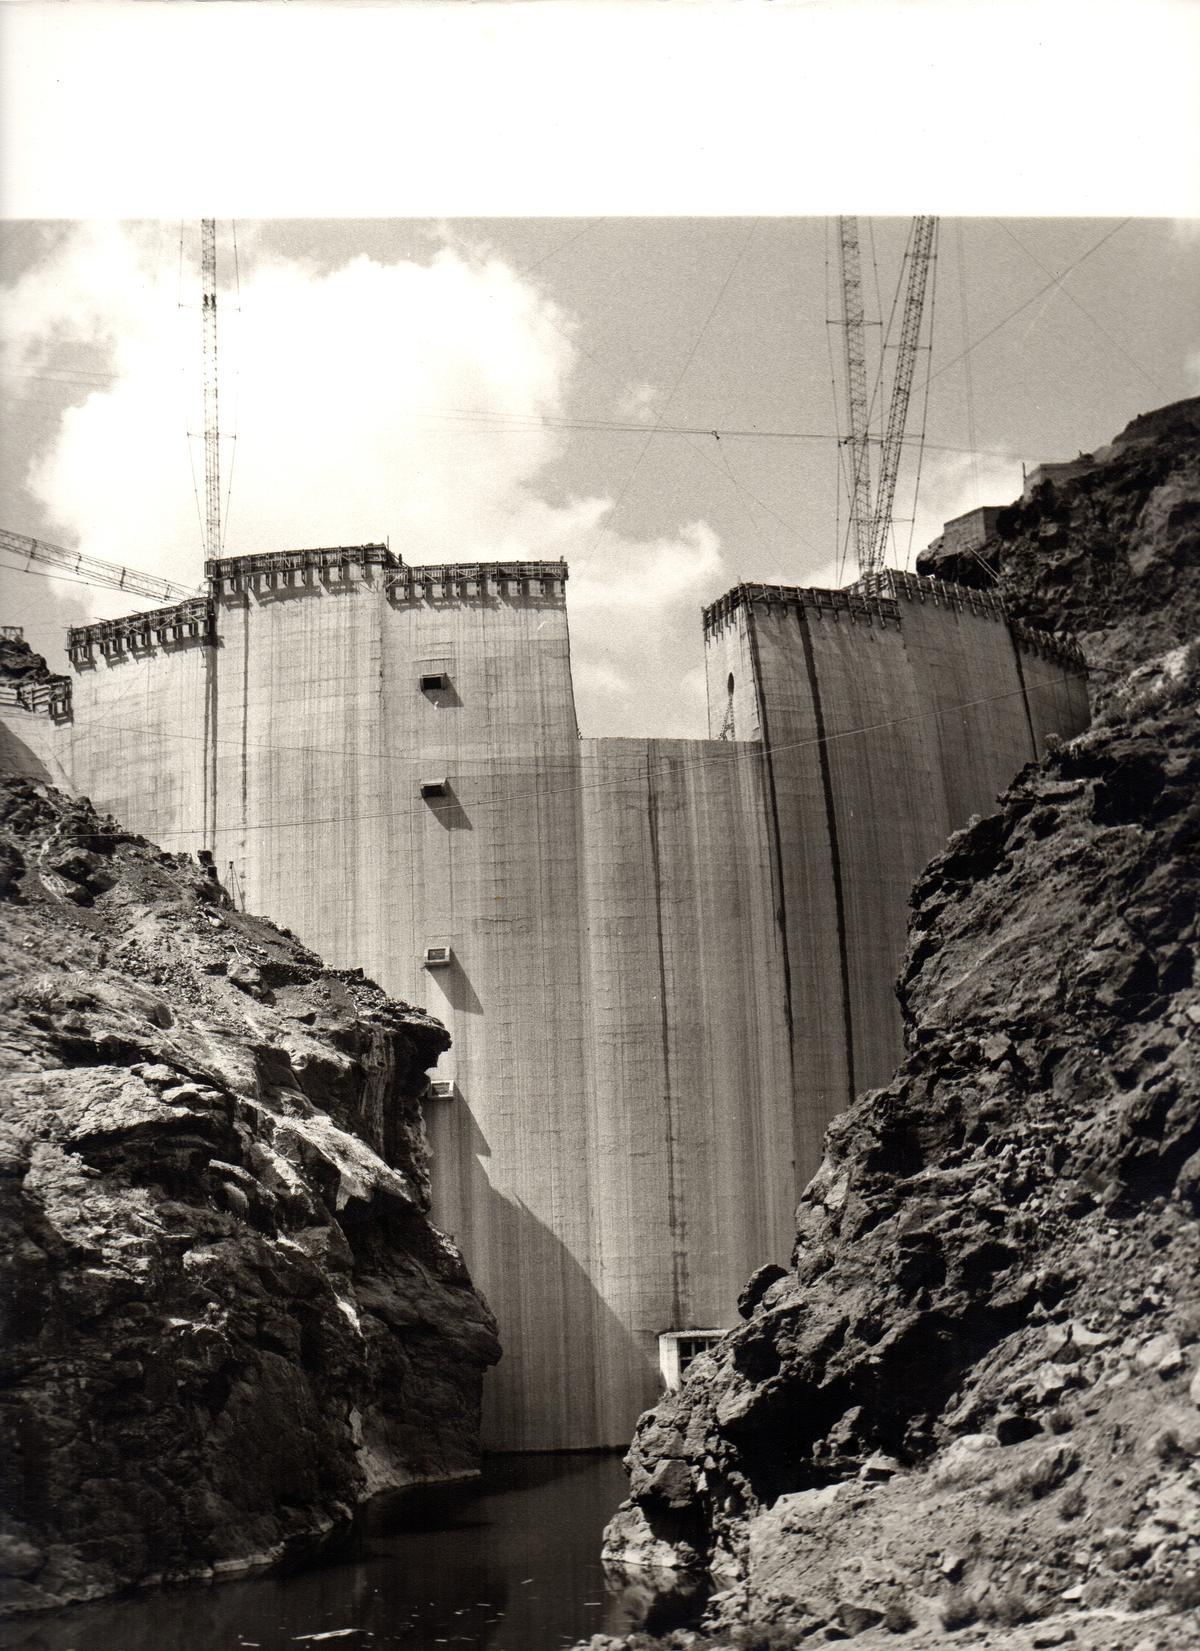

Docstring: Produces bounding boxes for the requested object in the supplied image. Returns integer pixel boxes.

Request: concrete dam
[2,546,1089,1451]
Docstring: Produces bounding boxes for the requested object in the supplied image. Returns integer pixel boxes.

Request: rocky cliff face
[595,402,1200,1650]
[0,633,52,687]
[0,779,499,1616]
[917,397,1200,699]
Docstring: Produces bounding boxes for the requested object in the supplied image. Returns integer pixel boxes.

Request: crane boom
[201,219,221,558]
[836,217,873,576]
[0,529,201,604]
[868,216,937,570]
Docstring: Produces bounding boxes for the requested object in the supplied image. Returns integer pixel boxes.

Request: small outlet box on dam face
[424,944,452,968]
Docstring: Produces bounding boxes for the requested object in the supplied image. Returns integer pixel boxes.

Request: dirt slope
[589,402,1200,1651]
[0,780,499,1616]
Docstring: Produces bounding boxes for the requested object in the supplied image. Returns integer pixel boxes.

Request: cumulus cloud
[616,380,658,423]
[1,223,736,736]
[569,518,724,736]
[906,446,1027,558]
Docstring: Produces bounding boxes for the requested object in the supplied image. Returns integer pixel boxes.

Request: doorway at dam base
[2,1455,704,1651]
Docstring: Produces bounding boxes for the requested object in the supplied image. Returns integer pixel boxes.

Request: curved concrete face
[11,555,1090,1450]
[68,640,213,855]
[1013,626,1092,755]
[702,573,1089,1180]
[577,736,796,1446]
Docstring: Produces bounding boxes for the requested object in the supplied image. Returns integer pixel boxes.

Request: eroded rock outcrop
[0,779,499,1615]
[0,633,53,689]
[917,397,1200,698]
[593,402,1200,1650]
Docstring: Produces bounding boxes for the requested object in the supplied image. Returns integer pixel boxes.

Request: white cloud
[567,519,725,736]
[800,557,846,590]
[1,223,741,736]
[905,447,1027,563]
[576,660,633,699]
[616,380,657,423]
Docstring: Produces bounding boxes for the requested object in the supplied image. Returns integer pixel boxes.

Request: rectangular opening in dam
[659,1330,726,1391]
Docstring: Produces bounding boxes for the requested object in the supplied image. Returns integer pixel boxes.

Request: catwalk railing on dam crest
[703,567,1087,673]
[205,544,568,604]
[50,559,1083,710]
[68,596,214,666]
[0,675,72,720]
[703,581,902,637]
[54,549,572,699]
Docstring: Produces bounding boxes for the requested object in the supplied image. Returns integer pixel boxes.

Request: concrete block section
[579,736,795,1444]
[1011,625,1091,755]
[55,630,213,859]
[711,575,1090,1187]
[897,590,1035,825]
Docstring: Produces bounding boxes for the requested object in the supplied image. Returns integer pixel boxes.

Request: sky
[2,215,1197,737]
[1,3,1197,740]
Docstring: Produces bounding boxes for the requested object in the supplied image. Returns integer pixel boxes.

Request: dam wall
[4,551,1090,1451]
[61,601,214,856]
[576,735,795,1445]
[0,692,72,787]
[1012,622,1092,753]
[702,573,1089,1171]
[208,552,604,1449]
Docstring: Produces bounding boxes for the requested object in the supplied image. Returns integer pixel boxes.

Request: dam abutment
[2,553,1090,1451]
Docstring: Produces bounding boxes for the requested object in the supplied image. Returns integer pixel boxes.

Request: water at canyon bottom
[4,1454,706,1651]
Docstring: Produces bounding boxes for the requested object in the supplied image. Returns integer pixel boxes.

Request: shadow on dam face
[424,788,473,831]
[0,722,55,784]
[421,681,464,711]
[430,956,484,1017]
[427,1093,650,1452]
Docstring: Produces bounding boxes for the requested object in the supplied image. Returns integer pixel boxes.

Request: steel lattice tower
[201,220,221,559]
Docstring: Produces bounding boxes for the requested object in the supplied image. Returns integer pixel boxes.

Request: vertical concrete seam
[646,749,688,1325]
[745,602,807,1217]
[794,608,858,1107]
[202,640,212,847]
[744,604,798,1071]
[571,742,604,1435]
[375,574,386,901]
[203,566,220,854]
[1007,622,1041,762]
[560,584,582,740]
[239,597,249,873]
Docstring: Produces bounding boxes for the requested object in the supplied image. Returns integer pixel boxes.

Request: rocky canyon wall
[0,777,499,1616]
[595,399,1200,1650]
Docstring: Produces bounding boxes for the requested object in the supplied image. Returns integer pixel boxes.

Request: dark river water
[2,1455,705,1651]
